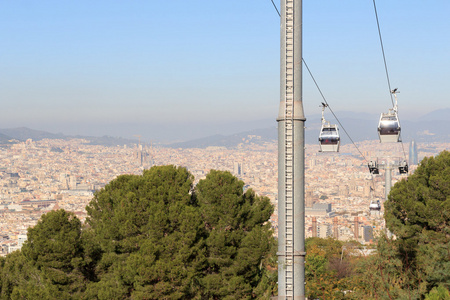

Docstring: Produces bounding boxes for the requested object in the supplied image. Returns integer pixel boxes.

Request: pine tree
[384,150,450,292]
[0,166,278,299]
[352,151,450,298]
[194,170,276,299]
[84,166,277,299]
[11,210,86,299]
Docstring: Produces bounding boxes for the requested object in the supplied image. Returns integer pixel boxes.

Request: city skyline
[2,1,449,142]
[0,137,447,253]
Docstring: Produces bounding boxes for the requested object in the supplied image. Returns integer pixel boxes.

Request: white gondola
[369,200,381,211]
[378,109,400,143]
[368,184,381,216]
[318,103,340,152]
[378,89,401,143]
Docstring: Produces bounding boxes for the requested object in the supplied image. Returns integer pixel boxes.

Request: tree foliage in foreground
[0,210,86,299]
[385,150,450,292]
[305,238,363,300]
[194,170,276,299]
[2,150,449,299]
[351,150,450,298]
[0,166,277,299]
[302,151,450,299]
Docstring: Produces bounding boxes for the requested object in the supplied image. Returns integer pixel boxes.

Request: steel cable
[269,0,369,163]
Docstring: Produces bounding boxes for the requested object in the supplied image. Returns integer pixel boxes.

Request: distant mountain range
[0,108,448,148]
[0,127,136,147]
[167,108,450,148]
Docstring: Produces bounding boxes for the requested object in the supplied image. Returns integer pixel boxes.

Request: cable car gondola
[398,160,408,174]
[318,103,340,152]
[369,199,381,211]
[368,161,379,174]
[378,89,401,143]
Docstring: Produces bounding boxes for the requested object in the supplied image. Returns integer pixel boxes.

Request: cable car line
[270,0,281,17]
[303,60,368,160]
[372,0,409,171]
[268,0,369,161]
[268,0,408,173]
[269,0,409,221]
[372,0,394,107]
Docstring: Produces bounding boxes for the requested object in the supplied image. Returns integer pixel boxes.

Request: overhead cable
[372,0,408,164]
[269,0,369,162]
[372,0,394,107]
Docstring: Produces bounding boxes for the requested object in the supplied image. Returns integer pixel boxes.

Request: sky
[1,1,449,142]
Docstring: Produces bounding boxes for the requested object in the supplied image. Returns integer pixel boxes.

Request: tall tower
[409,140,418,166]
[277,0,306,298]
[233,162,240,176]
[333,217,339,239]
[354,217,359,239]
[312,217,317,238]
[385,164,392,201]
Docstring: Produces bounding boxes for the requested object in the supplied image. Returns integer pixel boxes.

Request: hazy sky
[1,1,449,142]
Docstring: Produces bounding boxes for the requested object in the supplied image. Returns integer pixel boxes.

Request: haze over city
[2,1,449,142]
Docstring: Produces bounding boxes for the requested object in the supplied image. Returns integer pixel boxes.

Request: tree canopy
[1,150,449,298]
[385,150,450,291]
[0,166,277,299]
[303,151,450,299]
[351,151,450,298]
[1,210,86,299]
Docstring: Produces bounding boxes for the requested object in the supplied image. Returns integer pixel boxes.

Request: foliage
[384,150,450,293]
[0,251,46,299]
[0,166,277,299]
[304,238,362,300]
[425,285,450,300]
[7,149,448,298]
[194,170,276,299]
[351,235,426,299]
[350,151,450,298]
[84,166,207,299]
[0,210,86,299]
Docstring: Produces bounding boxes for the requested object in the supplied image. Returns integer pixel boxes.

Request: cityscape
[0,136,446,255]
[2,0,449,297]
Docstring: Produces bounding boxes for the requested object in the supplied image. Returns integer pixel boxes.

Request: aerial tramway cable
[268,0,407,216]
[372,0,409,168]
[268,0,409,173]
[268,0,370,163]
[270,0,281,17]
[372,0,394,107]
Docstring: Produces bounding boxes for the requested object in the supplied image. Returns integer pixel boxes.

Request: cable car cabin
[369,200,381,211]
[378,110,401,143]
[399,160,408,174]
[368,161,379,174]
[318,124,340,152]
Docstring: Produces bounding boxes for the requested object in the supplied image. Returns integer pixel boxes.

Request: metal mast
[277,0,305,298]
[382,162,393,238]
[385,163,392,201]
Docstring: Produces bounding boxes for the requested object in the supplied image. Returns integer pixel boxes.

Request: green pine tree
[194,170,276,299]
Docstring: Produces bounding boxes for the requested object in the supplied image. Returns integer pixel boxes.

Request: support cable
[400,135,407,161]
[372,0,408,166]
[269,0,412,172]
[270,0,281,17]
[269,0,369,163]
[372,0,394,107]
[303,60,369,162]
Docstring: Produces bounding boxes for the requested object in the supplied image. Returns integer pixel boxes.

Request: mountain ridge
[0,108,447,148]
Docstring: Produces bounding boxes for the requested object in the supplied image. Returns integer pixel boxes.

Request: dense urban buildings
[0,137,447,255]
